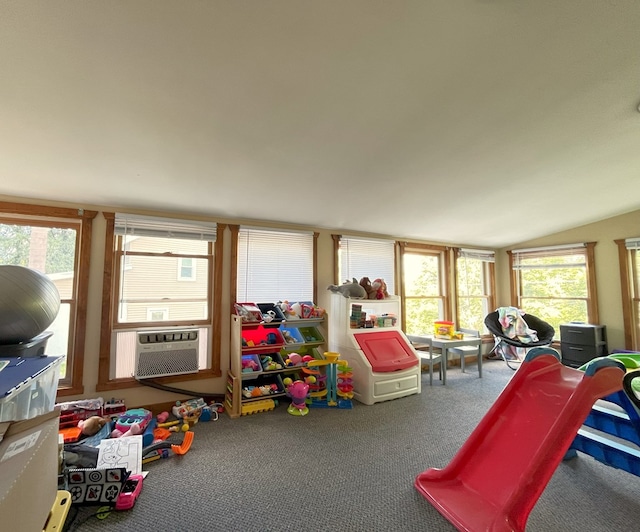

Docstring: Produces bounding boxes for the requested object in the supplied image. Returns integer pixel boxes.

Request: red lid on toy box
[353,331,418,372]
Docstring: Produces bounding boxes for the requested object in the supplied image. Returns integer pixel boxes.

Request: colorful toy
[142,430,194,464]
[302,351,353,409]
[157,419,190,432]
[414,349,625,532]
[242,356,260,372]
[115,474,144,511]
[285,353,303,366]
[372,278,389,299]
[277,300,296,318]
[565,352,640,476]
[172,398,206,419]
[261,355,282,371]
[114,408,152,434]
[241,398,276,415]
[284,378,310,416]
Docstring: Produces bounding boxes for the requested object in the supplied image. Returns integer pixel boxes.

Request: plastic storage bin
[298,327,324,343]
[256,303,286,325]
[241,327,285,350]
[0,356,63,421]
[279,326,305,345]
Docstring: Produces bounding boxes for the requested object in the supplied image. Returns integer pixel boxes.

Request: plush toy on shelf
[372,278,390,299]
[328,278,367,299]
[359,277,377,300]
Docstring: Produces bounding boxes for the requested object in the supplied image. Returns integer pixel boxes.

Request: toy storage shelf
[327,294,421,405]
[226,312,328,418]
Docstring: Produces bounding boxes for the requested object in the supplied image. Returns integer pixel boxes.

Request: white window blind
[458,248,495,262]
[237,227,314,302]
[625,238,640,250]
[512,243,586,269]
[339,236,395,294]
[114,213,217,241]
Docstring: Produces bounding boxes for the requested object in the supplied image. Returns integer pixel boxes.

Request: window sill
[95,368,220,392]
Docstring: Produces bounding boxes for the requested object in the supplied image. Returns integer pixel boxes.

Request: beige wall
[3,193,638,406]
[496,209,640,352]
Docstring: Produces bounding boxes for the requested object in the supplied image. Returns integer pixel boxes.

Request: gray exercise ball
[0,265,61,345]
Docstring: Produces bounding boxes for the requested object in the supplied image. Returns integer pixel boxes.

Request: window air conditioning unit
[135,328,200,379]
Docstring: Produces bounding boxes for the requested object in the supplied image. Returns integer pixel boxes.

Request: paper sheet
[96,435,143,475]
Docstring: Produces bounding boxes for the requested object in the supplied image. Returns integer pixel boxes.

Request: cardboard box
[0,410,61,532]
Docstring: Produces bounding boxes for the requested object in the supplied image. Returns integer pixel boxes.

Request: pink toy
[372,278,389,299]
[157,411,169,424]
[285,379,310,416]
[242,358,259,372]
[111,422,143,438]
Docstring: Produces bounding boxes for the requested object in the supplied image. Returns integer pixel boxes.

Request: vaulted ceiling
[2,1,640,247]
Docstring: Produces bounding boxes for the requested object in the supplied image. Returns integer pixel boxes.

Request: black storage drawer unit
[560,323,607,368]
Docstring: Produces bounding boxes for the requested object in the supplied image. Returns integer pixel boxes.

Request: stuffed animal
[372,278,390,299]
[359,277,377,299]
[78,416,107,437]
[327,278,367,299]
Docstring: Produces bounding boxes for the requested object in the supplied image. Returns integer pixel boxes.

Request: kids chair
[406,335,443,385]
[484,309,555,370]
[448,328,482,378]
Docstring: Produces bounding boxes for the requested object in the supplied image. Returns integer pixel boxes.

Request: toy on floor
[565,353,640,476]
[241,398,276,416]
[78,415,107,437]
[414,348,625,532]
[172,398,206,422]
[157,419,190,432]
[142,431,194,464]
[283,378,310,416]
[115,474,144,511]
[302,351,353,409]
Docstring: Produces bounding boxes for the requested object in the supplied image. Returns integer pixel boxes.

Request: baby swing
[484,307,556,369]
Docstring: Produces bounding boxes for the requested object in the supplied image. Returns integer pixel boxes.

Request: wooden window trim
[508,242,598,323]
[453,247,496,336]
[616,238,635,349]
[97,213,223,392]
[398,241,452,329]
[231,225,318,305]
[0,201,97,397]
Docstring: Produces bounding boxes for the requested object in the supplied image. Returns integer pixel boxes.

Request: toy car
[115,474,144,511]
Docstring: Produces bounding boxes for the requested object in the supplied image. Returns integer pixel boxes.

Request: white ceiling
[2,1,640,248]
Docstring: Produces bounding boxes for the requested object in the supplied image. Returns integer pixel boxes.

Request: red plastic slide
[415,348,625,532]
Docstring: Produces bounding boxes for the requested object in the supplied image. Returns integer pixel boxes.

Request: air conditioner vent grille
[136,348,199,379]
[135,328,200,379]
[138,330,198,344]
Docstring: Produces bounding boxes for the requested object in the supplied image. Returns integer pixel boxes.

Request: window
[99,213,221,387]
[399,242,450,335]
[616,238,640,350]
[147,308,169,321]
[178,257,196,281]
[0,201,96,396]
[333,235,396,294]
[455,248,496,334]
[234,226,316,302]
[509,243,598,338]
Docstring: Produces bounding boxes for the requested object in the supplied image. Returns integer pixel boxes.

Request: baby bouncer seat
[484,307,555,369]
